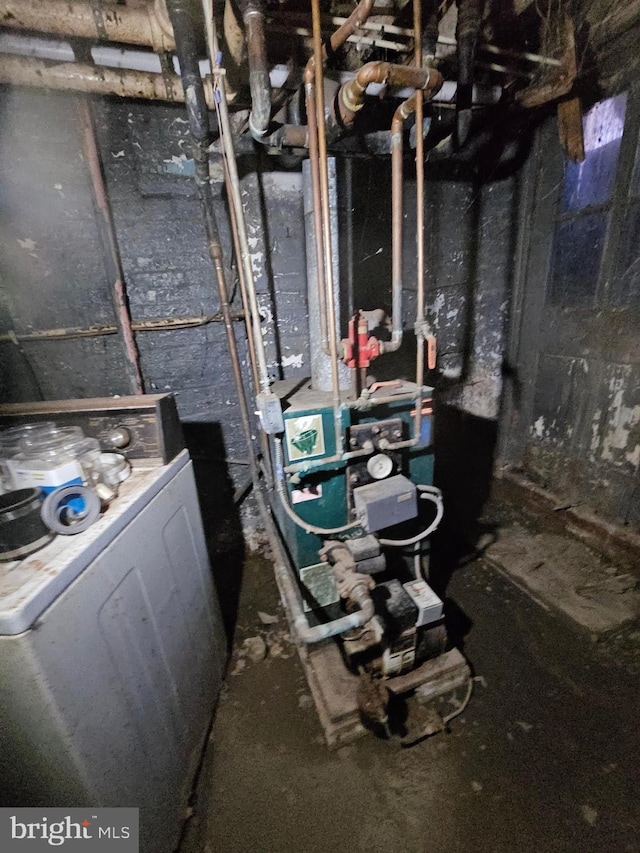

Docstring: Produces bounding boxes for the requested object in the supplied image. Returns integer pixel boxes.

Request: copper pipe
[301,0,374,360]
[303,68,329,357]
[0,313,243,344]
[0,0,175,52]
[77,96,144,395]
[414,0,425,445]
[311,0,341,443]
[387,66,443,354]
[0,55,217,105]
[333,62,441,131]
[236,0,271,139]
[328,0,375,52]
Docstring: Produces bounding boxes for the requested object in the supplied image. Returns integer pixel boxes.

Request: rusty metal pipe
[77,96,144,395]
[0,0,175,52]
[456,0,484,147]
[0,55,216,105]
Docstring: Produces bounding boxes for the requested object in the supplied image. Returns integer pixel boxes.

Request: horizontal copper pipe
[337,62,443,127]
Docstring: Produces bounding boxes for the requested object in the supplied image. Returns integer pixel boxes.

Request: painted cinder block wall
[1,85,638,529]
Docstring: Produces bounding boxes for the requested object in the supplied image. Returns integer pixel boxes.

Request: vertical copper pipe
[77,95,145,395]
[304,0,375,364]
[388,68,442,356]
[390,95,415,354]
[311,0,341,444]
[303,67,329,356]
[414,0,425,443]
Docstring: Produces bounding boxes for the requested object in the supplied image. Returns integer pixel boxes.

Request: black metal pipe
[455,0,484,149]
[166,0,211,183]
[422,0,439,65]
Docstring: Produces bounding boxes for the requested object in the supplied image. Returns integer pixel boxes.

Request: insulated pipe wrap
[0,0,176,51]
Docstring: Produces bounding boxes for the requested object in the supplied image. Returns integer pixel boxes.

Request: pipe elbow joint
[380,331,402,354]
[423,68,444,98]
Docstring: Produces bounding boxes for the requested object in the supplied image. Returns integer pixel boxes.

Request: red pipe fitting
[342,311,381,369]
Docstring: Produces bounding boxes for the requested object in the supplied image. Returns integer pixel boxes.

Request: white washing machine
[0,449,226,853]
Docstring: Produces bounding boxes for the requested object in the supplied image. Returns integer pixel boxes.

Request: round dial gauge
[367,453,393,480]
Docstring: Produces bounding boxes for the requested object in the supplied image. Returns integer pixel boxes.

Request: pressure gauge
[367,453,393,480]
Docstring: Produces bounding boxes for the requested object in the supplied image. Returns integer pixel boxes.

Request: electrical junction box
[353,475,417,533]
[403,579,444,626]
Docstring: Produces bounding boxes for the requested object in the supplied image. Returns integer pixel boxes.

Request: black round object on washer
[0,488,53,561]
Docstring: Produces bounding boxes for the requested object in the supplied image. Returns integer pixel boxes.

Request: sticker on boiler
[285,414,325,461]
[291,484,323,504]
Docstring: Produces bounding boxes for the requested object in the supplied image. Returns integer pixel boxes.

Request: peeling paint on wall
[594,365,640,470]
[281,353,304,369]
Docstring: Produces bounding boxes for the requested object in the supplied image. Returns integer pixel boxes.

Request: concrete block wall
[0,89,309,465]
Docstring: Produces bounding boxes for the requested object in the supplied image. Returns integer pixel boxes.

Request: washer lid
[0,450,189,635]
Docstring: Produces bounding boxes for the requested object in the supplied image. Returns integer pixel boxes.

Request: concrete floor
[182,530,640,853]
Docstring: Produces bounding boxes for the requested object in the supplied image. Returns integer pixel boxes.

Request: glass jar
[9,429,90,495]
[0,422,57,492]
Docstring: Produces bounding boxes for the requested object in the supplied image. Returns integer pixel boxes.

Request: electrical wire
[378,485,444,547]
[441,678,474,725]
[274,438,362,536]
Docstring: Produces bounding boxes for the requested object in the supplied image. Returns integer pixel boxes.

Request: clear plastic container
[9,429,94,495]
[0,422,57,492]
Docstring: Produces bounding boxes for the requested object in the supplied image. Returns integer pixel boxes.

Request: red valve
[342,311,381,369]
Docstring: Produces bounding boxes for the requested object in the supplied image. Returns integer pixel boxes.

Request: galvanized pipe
[220,151,274,485]
[0,55,214,105]
[303,66,330,359]
[0,0,175,52]
[77,96,144,395]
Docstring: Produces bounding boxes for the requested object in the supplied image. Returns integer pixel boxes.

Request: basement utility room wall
[501,85,640,528]
[0,88,309,465]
